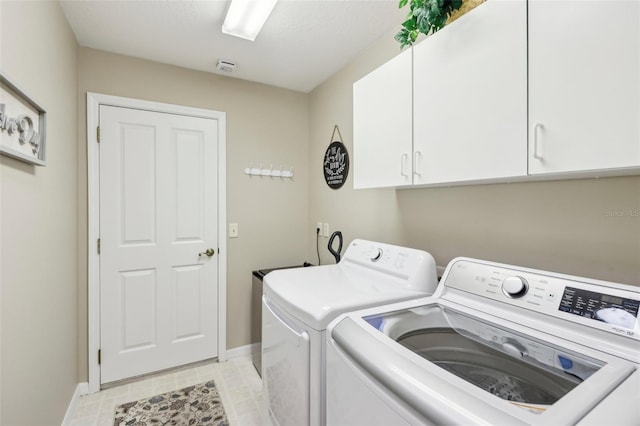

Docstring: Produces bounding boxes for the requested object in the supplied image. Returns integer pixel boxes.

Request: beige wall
[308,31,409,267]
[77,48,309,381]
[308,29,640,285]
[0,1,79,424]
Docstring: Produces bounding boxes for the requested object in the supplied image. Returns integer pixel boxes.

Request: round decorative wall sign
[323,125,349,189]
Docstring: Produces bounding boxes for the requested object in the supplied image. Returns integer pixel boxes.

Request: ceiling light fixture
[222,0,278,42]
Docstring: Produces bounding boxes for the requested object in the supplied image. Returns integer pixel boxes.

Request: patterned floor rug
[114,380,229,426]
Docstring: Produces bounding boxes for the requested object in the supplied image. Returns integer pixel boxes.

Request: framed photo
[0,72,47,166]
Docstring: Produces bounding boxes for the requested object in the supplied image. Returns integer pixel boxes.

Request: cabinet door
[529,0,640,174]
[353,48,413,189]
[413,0,527,185]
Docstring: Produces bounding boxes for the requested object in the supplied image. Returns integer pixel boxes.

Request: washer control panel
[444,259,640,340]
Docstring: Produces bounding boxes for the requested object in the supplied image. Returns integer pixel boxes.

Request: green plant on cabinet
[395,0,464,47]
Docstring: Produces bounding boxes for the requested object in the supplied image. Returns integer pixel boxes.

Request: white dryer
[326,257,640,425]
[262,239,439,426]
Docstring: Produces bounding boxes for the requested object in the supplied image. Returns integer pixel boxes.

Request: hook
[245,162,292,178]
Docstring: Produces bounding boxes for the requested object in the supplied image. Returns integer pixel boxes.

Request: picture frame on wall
[0,72,47,166]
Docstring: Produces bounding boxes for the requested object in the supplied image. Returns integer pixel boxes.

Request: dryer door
[262,295,310,426]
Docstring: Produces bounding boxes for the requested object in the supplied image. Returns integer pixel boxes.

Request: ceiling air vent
[216,60,236,73]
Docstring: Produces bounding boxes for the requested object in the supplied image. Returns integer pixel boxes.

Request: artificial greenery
[395,0,464,48]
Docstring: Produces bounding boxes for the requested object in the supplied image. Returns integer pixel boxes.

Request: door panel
[174,129,205,241]
[121,269,157,350]
[172,265,205,341]
[100,105,218,384]
[120,124,157,244]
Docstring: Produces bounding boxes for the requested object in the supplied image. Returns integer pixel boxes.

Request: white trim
[217,110,228,362]
[61,382,88,425]
[86,94,100,393]
[86,93,227,394]
[225,343,260,360]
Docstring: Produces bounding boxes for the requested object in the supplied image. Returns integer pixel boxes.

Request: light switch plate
[229,223,239,238]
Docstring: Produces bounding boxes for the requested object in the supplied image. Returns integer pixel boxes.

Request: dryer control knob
[502,276,528,298]
[371,248,383,262]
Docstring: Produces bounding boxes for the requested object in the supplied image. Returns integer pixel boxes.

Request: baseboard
[61,382,88,425]
[225,342,259,359]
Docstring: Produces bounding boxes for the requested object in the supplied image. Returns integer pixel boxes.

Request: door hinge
[98,349,101,365]
[97,126,101,143]
[97,238,101,255]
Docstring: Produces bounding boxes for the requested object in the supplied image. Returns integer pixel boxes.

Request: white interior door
[99,105,219,384]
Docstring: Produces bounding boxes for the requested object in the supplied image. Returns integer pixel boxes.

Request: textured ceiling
[60,0,406,93]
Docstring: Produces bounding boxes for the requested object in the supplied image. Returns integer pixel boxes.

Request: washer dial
[502,276,529,298]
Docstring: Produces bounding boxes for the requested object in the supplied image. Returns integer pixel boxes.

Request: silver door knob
[199,248,215,257]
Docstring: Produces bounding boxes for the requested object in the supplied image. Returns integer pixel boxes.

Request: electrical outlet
[323,223,330,237]
[229,223,239,238]
[316,222,322,234]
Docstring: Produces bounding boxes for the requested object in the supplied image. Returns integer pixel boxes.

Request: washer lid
[264,263,430,330]
[368,304,600,406]
[331,304,637,425]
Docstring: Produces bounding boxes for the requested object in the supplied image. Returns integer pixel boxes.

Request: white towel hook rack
[244,161,294,179]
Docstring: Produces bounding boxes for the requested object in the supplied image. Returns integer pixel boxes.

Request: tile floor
[69,355,266,425]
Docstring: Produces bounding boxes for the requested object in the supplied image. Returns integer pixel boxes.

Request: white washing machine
[326,257,640,425]
[262,239,439,426]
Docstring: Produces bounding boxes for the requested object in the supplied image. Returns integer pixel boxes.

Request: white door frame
[86,93,227,394]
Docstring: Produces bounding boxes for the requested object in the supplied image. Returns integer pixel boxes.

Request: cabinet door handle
[413,151,422,177]
[400,153,409,178]
[533,123,544,160]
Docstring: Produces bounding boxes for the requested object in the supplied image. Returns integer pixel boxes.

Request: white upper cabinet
[353,48,413,189]
[528,0,640,175]
[413,0,527,184]
[353,0,640,189]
